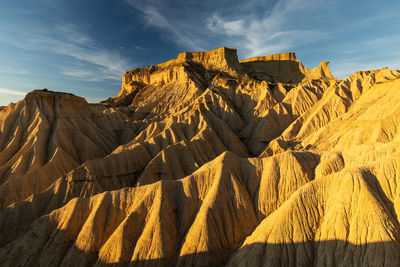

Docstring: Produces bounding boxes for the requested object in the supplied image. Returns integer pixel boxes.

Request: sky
[0,0,399,106]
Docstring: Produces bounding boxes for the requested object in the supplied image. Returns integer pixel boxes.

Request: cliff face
[111,47,335,107]
[240,52,335,83]
[177,46,240,71]
[0,48,400,266]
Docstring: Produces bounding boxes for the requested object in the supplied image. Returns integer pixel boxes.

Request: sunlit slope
[0,151,320,266]
[0,90,135,209]
[0,47,399,266]
[228,155,400,266]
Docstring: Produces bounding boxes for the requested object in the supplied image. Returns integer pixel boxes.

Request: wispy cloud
[326,33,400,78]
[0,88,26,96]
[29,26,132,81]
[207,15,245,36]
[1,23,133,81]
[332,56,400,79]
[124,0,205,50]
[59,67,118,82]
[205,0,330,57]
[125,0,330,57]
[0,66,28,75]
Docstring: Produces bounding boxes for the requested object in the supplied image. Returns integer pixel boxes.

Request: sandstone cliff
[0,47,399,266]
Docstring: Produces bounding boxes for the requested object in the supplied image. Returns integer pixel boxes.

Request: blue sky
[0,0,399,105]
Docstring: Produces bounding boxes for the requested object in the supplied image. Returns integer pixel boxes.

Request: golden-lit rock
[0,48,399,266]
[0,89,135,210]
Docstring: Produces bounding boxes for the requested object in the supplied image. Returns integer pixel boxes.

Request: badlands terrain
[0,47,400,266]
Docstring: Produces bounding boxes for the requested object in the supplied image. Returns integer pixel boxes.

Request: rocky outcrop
[0,48,399,266]
[177,46,240,71]
[240,52,335,83]
[105,48,336,110]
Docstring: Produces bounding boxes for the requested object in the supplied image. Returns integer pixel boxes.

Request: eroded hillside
[0,47,399,266]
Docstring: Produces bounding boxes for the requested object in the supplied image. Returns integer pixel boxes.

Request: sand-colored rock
[0,48,399,266]
[240,52,336,83]
[0,90,136,210]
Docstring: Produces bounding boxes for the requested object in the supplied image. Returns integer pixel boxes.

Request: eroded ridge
[0,48,400,266]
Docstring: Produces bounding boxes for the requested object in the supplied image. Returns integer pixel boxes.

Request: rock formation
[0,47,399,266]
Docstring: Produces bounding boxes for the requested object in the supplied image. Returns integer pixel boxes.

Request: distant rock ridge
[109,47,337,108]
[121,47,336,85]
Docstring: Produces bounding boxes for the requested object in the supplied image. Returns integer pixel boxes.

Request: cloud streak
[125,0,330,58]
[30,26,132,81]
[1,23,132,82]
[205,0,330,57]
[124,0,204,51]
[0,88,26,96]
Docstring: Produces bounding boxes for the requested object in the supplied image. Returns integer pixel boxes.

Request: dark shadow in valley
[3,238,398,267]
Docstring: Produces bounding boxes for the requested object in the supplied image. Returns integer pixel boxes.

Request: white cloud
[57,24,92,44]
[0,88,26,96]
[0,66,28,75]
[125,0,329,58]
[27,32,131,81]
[124,0,204,50]
[60,67,119,82]
[1,24,132,82]
[205,0,329,58]
[207,15,245,36]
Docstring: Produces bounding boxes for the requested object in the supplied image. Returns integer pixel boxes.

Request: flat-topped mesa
[115,49,337,104]
[240,52,336,83]
[240,52,298,63]
[123,47,240,86]
[115,47,241,102]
